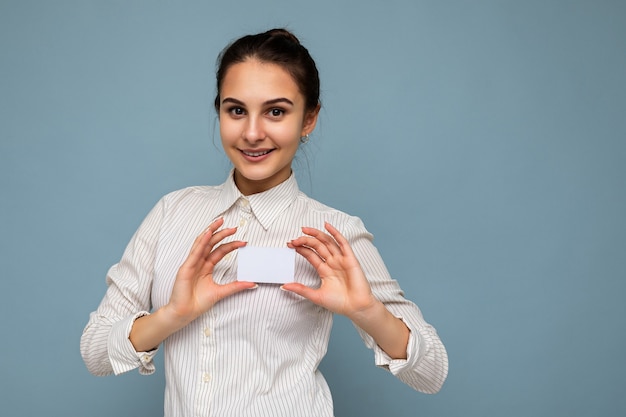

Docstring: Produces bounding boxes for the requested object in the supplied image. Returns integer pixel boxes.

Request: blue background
[1,1,625,416]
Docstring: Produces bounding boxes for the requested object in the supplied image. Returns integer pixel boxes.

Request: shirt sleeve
[339,215,449,394]
[80,199,164,376]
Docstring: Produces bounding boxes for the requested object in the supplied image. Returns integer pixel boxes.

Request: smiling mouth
[241,149,273,157]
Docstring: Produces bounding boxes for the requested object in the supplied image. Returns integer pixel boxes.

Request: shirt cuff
[373,316,424,375]
[108,311,158,376]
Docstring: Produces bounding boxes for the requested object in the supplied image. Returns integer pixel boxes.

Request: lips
[241,149,273,157]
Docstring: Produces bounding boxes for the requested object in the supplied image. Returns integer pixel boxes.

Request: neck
[233,169,291,196]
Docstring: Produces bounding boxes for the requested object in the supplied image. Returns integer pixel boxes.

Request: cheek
[219,119,240,143]
[265,123,303,147]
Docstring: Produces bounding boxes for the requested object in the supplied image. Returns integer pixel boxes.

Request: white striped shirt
[81,172,448,417]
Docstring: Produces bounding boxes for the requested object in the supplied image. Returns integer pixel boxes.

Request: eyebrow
[221,97,294,107]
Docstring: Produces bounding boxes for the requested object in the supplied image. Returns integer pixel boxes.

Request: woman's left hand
[283,222,378,319]
[285,222,410,360]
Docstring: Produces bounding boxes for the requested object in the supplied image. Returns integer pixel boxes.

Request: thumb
[215,281,258,301]
[280,283,319,303]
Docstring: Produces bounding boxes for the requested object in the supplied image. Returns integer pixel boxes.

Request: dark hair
[214,28,320,113]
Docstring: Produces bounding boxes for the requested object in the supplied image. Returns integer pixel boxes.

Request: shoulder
[295,191,348,219]
[146,184,228,223]
[296,192,372,239]
[159,184,224,206]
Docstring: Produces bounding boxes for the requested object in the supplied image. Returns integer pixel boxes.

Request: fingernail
[247,284,259,290]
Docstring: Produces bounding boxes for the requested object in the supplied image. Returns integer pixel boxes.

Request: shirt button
[224,253,232,261]
[203,327,211,337]
[202,373,211,382]
[141,354,151,363]
[240,199,249,207]
[239,218,246,227]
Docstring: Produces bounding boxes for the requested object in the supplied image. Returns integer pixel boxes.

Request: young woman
[81,28,448,417]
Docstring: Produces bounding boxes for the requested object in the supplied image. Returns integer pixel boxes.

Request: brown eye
[268,108,285,117]
[228,107,245,116]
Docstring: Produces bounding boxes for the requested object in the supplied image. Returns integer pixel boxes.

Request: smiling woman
[218,59,319,196]
[80,28,448,417]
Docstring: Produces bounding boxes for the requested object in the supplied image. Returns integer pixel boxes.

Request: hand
[165,218,257,324]
[283,222,378,319]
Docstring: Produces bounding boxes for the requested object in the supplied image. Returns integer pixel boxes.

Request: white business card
[237,246,296,284]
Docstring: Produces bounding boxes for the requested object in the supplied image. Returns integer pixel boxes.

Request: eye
[227,106,246,117]
[267,108,285,118]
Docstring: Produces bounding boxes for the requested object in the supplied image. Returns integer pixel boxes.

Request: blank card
[237,246,296,284]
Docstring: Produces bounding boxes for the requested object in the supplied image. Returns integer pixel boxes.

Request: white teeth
[243,150,271,157]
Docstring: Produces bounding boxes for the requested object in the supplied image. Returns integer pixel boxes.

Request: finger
[204,226,238,252]
[287,243,327,270]
[301,226,342,257]
[280,283,322,305]
[212,280,258,302]
[202,217,224,235]
[186,231,241,276]
[323,222,356,257]
[187,218,226,261]
[206,240,247,265]
[290,226,342,260]
[288,236,332,263]
[193,226,240,264]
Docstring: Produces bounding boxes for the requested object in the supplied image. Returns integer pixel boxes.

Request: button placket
[199,313,216,391]
[237,197,252,237]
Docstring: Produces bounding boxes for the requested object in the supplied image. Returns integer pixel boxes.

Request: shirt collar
[216,170,300,230]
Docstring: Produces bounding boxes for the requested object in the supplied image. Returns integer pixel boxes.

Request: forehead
[221,59,303,103]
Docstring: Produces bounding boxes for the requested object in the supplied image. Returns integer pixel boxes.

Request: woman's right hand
[130,218,256,352]
[165,217,257,324]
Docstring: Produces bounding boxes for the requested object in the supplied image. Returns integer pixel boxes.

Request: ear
[301,104,321,137]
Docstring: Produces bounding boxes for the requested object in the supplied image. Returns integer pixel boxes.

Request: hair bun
[266,28,302,45]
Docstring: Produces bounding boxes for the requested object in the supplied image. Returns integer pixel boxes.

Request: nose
[242,116,265,142]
